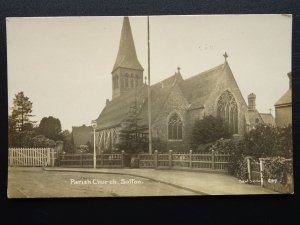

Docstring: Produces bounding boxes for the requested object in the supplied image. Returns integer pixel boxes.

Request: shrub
[244,124,292,159]
[191,115,232,148]
[262,157,293,185]
[209,138,247,179]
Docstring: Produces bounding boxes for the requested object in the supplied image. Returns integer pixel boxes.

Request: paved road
[8,167,199,198]
[45,167,278,195]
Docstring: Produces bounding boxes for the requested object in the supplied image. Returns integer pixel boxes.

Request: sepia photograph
[6,15,293,197]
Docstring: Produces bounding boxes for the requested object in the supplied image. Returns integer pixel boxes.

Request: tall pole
[91,120,97,169]
[93,127,96,169]
[147,16,152,155]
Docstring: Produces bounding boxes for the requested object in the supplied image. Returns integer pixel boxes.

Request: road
[8,167,199,198]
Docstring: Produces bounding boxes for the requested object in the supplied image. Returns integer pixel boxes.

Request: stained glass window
[217,90,238,133]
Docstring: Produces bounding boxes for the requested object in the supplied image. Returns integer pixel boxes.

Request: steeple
[111,17,144,99]
[112,17,144,72]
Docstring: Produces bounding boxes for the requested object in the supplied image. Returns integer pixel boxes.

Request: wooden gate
[8,148,56,167]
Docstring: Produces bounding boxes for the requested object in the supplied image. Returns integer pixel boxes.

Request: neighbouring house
[246,93,275,130]
[275,72,292,127]
[72,125,93,150]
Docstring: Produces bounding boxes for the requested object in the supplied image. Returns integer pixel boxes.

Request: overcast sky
[7,15,292,131]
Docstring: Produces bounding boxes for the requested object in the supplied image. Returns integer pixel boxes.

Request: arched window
[217,90,238,133]
[168,113,183,140]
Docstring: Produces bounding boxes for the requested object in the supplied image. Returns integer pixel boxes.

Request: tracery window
[217,90,238,134]
[168,113,183,140]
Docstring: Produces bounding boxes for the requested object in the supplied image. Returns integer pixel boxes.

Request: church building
[94,16,273,153]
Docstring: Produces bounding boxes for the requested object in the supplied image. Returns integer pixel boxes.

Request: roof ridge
[184,63,225,81]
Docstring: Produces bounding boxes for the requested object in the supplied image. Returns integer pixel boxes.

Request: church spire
[112,17,144,72]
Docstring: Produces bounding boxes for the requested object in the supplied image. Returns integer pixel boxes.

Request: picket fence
[139,150,231,172]
[8,148,56,167]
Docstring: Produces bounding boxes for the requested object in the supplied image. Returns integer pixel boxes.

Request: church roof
[260,113,275,126]
[96,63,229,131]
[112,17,144,72]
[180,63,225,109]
[275,89,291,106]
[96,73,180,130]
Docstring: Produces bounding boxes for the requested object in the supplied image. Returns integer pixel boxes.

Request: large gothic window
[217,90,238,134]
[168,113,183,140]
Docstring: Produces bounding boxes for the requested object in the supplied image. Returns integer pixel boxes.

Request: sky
[7,15,292,131]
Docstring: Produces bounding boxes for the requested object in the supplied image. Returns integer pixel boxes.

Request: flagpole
[147,16,152,155]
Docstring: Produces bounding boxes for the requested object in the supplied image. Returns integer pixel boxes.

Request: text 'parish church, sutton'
[92,16,275,153]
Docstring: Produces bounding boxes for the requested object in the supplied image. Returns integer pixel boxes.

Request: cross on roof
[223,52,228,61]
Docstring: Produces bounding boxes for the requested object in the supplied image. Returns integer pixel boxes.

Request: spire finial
[223,51,228,62]
[144,76,147,85]
[269,108,272,114]
[177,67,181,74]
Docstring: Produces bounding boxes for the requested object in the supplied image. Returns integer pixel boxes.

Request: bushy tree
[191,115,232,148]
[244,124,292,159]
[10,92,35,131]
[38,116,62,141]
[31,135,56,148]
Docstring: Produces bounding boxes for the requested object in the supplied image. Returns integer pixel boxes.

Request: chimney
[106,99,110,105]
[248,93,256,111]
[287,72,292,89]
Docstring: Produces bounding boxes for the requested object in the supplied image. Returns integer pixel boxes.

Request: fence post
[46,148,51,167]
[154,150,158,168]
[211,150,215,170]
[121,150,125,168]
[169,150,173,169]
[246,157,252,182]
[101,151,104,167]
[259,158,264,187]
[81,153,83,167]
[189,150,193,169]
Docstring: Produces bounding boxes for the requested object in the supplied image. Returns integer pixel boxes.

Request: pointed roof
[112,17,144,72]
[259,113,276,126]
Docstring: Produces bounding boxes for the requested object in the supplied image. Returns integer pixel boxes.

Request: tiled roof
[180,63,225,109]
[260,113,276,126]
[275,89,291,106]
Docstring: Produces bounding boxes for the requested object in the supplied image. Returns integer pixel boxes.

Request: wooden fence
[58,152,124,168]
[8,148,56,167]
[139,150,231,172]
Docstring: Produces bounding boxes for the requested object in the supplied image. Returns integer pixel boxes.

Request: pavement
[8,167,200,197]
[44,167,277,195]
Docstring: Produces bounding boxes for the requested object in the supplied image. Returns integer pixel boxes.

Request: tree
[244,124,292,159]
[32,135,56,148]
[116,104,148,154]
[11,92,35,131]
[38,116,62,141]
[191,115,232,148]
